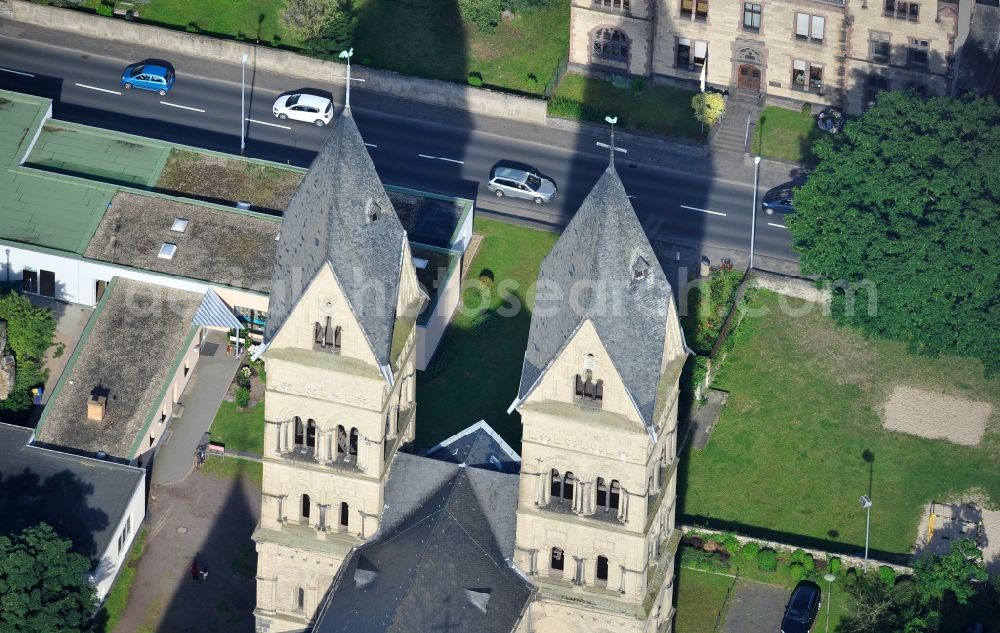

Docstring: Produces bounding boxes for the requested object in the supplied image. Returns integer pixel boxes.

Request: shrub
[844,566,858,585]
[740,541,760,562]
[282,0,343,40]
[691,92,726,126]
[722,534,741,556]
[96,1,114,16]
[789,562,806,582]
[802,553,815,572]
[878,565,896,586]
[236,366,252,389]
[829,557,842,576]
[468,73,484,87]
[756,548,778,572]
[458,0,503,32]
[791,549,807,564]
[234,387,250,408]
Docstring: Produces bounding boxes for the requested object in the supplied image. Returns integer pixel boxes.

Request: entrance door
[737,64,761,91]
[22,270,38,294]
[39,270,55,298]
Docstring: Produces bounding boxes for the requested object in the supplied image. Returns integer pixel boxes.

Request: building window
[593,0,630,12]
[609,480,622,511]
[676,39,691,66]
[869,31,891,63]
[339,502,350,530]
[116,516,132,554]
[336,425,348,459]
[313,317,341,352]
[306,419,316,448]
[550,547,565,574]
[593,28,629,63]
[349,427,359,457]
[680,0,708,20]
[794,13,825,44]
[549,469,575,504]
[596,477,608,508]
[575,370,605,405]
[792,60,823,92]
[908,38,929,68]
[885,0,919,21]
[294,416,304,447]
[234,306,267,335]
[742,3,761,31]
[596,555,609,585]
[301,494,311,521]
[296,587,305,611]
[866,75,890,107]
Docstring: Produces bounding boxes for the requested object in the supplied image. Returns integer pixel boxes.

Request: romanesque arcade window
[592,28,629,63]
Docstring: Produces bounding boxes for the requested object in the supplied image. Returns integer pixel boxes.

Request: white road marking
[248,118,291,130]
[680,204,727,217]
[767,222,787,229]
[418,153,464,164]
[364,143,378,148]
[0,67,34,77]
[160,101,205,113]
[75,83,121,95]
[627,195,637,199]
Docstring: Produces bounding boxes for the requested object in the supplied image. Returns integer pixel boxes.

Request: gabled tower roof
[512,163,672,428]
[264,111,405,368]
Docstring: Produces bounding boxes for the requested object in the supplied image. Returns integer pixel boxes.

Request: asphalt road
[0,24,799,264]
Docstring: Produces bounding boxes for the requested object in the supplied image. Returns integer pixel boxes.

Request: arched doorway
[734,47,764,93]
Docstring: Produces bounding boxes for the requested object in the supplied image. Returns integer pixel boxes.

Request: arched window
[550,469,562,499]
[596,555,609,583]
[550,547,565,573]
[596,477,608,509]
[593,28,629,63]
[349,428,359,457]
[575,369,604,406]
[337,425,348,459]
[563,472,575,502]
[609,480,622,511]
[301,494,311,520]
[296,587,305,611]
[306,419,316,448]
[339,502,350,530]
[294,417,304,447]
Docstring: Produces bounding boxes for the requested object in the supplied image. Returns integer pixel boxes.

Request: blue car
[121,63,174,95]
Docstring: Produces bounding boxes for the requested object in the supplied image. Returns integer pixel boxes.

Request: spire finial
[595,115,627,165]
[339,47,354,110]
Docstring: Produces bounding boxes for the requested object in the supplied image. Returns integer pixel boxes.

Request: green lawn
[209,401,265,455]
[674,566,734,633]
[679,290,1000,556]
[550,74,702,139]
[137,0,300,46]
[750,106,823,163]
[97,527,149,632]
[415,218,558,451]
[201,455,264,487]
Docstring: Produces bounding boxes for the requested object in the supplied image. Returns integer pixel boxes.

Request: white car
[272,94,334,126]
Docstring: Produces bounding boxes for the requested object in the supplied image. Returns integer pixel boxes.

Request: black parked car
[762,181,796,215]
[781,582,821,633]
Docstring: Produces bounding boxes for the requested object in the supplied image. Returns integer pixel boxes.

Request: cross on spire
[596,115,627,164]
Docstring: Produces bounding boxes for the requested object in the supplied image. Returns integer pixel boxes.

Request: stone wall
[9,0,548,125]
[750,269,831,307]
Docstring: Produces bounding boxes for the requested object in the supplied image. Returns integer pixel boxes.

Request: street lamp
[823,573,836,633]
[749,155,762,270]
[860,495,873,572]
[240,53,249,155]
[339,48,354,109]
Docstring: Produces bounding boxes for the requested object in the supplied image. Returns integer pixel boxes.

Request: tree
[458,0,504,32]
[281,0,343,41]
[691,92,725,126]
[0,523,97,632]
[913,538,988,606]
[787,91,1000,376]
[0,291,56,360]
[838,576,930,633]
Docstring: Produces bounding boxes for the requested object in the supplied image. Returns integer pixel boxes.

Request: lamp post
[823,573,836,633]
[240,53,249,155]
[339,48,354,109]
[860,495,873,572]
[749,155,761,270]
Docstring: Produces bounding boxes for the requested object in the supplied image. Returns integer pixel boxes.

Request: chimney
[87,394,107,421]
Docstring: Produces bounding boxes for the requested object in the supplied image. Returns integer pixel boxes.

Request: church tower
[509,163,687,633]
[252,108,423,633]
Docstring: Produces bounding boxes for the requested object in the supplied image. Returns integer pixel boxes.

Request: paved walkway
[720,580,788,633]
[152,329,240,485]
[112,468,261,633]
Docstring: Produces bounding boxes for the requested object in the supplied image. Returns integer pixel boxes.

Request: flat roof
[35,277,201,461]
[85,191,279,293]
[0,423,143,565]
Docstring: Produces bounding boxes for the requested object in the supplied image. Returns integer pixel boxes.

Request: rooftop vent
[158,243,177,260]
[87,394,107,422]
[632,255,650,281]
[96,451,108,460]
[365,198,381,223]
[465,588,491,614]
[170,218,189,233]
[354,555,378,588]
[412,257,429,270]
[236,201,252,210]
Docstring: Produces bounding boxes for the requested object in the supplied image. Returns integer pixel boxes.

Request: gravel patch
[882,386,992,445]
[720,580,787,633]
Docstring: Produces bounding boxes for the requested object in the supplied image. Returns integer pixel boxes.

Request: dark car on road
[781,582,821,633]
[762,181,796,215]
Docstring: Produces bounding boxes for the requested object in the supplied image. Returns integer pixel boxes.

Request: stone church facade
[570,0,963,113]
[253,97,687,631]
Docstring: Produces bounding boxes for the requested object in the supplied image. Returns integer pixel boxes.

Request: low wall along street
[8,0,549,125]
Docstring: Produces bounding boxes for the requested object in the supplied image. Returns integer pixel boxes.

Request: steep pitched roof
[423,420,521,474]
[263,111,405,368]
[512,163,672,429]
[313,453,532,633]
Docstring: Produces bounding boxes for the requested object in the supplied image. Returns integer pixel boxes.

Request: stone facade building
[253,101,687,632]
[570,0,969,113]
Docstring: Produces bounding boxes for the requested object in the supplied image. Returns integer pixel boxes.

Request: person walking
[199,566,209,582]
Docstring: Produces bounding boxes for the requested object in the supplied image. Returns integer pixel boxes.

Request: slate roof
[264,111,405,370]
[423,420,522,474]
[313,452,532,633]
[957,1,1000,93]
[512,163,672,429]
[0,423,144,564]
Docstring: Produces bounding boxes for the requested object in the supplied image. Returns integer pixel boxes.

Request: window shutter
[812,15,825,39]
[796,13,810,36]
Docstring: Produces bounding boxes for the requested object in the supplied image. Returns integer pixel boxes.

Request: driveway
[720,580,787,633]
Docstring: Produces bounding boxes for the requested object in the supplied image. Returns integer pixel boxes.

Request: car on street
[762,181,797,215]
[272,94,334,126]
[121,63,175,95]
[487,166,557,204]
[781,583,821,633]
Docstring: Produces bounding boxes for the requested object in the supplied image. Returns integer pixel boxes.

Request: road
[0,23,798,264]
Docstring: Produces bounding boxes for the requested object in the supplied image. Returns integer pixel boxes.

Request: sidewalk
[152,329,240,485]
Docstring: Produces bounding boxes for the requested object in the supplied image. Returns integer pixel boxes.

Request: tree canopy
[788,91,1000,376]
[0,523,97,632]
